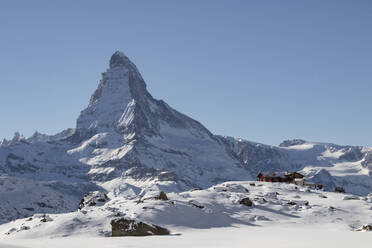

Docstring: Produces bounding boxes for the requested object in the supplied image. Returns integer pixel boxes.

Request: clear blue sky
[0,0,371,147]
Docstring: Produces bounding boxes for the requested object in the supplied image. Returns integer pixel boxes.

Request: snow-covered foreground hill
[1,181,372,247]
[1,182,371,238]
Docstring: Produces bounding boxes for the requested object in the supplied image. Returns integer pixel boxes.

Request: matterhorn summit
[76,51,147,134]
[72,51,251,186]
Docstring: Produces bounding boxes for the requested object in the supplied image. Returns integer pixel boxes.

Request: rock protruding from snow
[111,218,170,236]
[188,200,205,209]
[342,195,359,200]
[357,224,372,231]
[335,187,345,193]
[78,191,109,210]
[239,197,253,207]
[155,191,168,201]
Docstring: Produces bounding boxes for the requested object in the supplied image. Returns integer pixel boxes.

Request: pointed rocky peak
[109,51,136,70]
[76,51,150,135]
[12,132,25,142]
[75,50,209,143]
[27,131,50,143]
[3,132,27,146]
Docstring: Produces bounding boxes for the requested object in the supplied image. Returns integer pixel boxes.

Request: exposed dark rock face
[111,218,170,236]
[142,191,169,201]
[188,200,204,209]
[339,147,364,161]
[155,191,168,201]
[5,153,39,173]
[287,200,309,206]
[334,187,345,193]
[40,214,52,222]
[356,224,372,231]
[239,197,253,207]
[219,137,295,176]
[362,151,372,167]
[360,224,372,231]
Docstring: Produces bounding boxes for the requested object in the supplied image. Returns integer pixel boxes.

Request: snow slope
[1,181,371,240]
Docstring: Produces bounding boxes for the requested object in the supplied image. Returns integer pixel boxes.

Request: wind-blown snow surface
[3,228,372,248]
[2,227,372,248]
[1,182,372,246]
[1,51,372,241]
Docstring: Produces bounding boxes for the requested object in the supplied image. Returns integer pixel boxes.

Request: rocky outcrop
[362,151,372,167]
[339,147,364,161]
[111,218,170,236]
[188,200,204,209]
[220,137,284,174]
[155,191,168,201]
[78,191,109,210]
[334,187,345,193]
[287,200,309,206]
[239,197,253,207]
[142,191,169,201]
[357,224,372,231]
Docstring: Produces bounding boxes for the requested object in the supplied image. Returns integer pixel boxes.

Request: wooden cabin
[257,172,304,183]
[257,171,323,189]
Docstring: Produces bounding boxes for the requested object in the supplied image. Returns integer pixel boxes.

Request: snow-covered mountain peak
[69,52,252,186]
[109,51,137,70]
[76,51,148,135]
